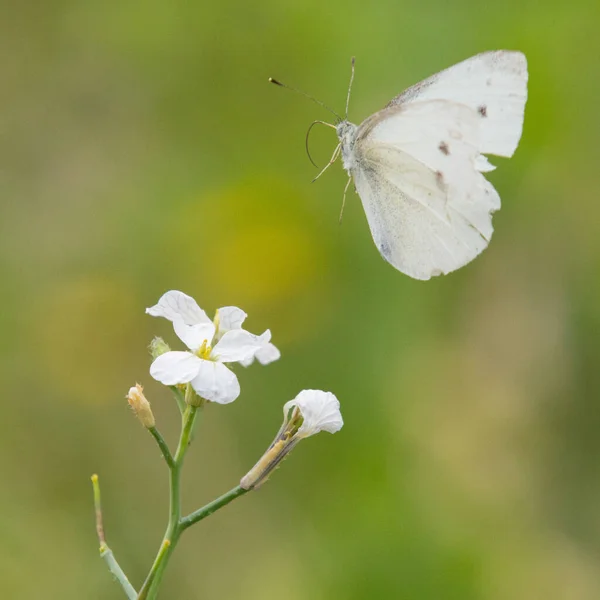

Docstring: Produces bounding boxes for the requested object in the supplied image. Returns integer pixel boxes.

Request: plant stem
[180,486,249,530]
[137,390,252,599]
[148,427,174,469]
[137,403,198,600]
[91,474,138,599]
[99,545,138,600]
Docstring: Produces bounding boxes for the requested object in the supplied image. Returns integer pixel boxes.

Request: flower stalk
[180,486,249,530]
[137,399,198,600]
[147,427,174,469]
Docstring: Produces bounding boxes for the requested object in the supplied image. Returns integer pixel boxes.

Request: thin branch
[92,473,106,545]
[180,485,249,530]
[148,427,174,469]
[91,474,137,600]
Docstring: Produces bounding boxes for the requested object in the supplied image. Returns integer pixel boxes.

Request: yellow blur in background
[1,0,600,598]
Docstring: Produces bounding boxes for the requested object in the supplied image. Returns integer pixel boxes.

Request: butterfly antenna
[269,78,342,121]
[345,57,356,119]
[305,120,337,168]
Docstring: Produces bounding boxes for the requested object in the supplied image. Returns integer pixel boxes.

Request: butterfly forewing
[387,50,528,158]
[352,100,501,279]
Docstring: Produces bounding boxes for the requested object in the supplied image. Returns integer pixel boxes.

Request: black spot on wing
[478,105,487,117]
[435,171,445,189]
[438,141,450,155]
[378,241,392,261]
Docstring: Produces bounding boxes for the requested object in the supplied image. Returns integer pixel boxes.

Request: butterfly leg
[339,175,352,224]
[311,144,341,183]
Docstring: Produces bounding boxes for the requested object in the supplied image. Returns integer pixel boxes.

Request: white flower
[282,390,343,438]
[146,291,278,404]
[240,389,343,489]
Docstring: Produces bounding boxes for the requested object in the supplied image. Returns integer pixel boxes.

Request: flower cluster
[145,290,343,486]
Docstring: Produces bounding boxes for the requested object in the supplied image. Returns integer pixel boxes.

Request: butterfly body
[336,121,358,171]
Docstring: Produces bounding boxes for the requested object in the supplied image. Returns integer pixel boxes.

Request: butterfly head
[336,121,358,172]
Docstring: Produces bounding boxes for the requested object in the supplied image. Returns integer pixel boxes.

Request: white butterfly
[273,51,528,280]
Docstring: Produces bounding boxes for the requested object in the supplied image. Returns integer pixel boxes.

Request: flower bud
[184,384,205,408]
[149,337,171,360]
[127,384,155,428]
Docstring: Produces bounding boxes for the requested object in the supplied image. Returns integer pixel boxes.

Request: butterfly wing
[387,50,528,160]
[351,99,501,280]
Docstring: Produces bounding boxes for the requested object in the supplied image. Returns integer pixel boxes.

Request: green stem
[137,402,199,600]
[148,427,174,469]
[137,390,251,599]
[99,545,138,600]
[180,486,249,530]
[91,474,138,599]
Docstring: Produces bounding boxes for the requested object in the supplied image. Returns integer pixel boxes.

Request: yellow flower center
[196,339,212,360]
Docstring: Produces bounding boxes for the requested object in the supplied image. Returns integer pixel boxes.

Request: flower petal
[212,329,263,363]
[239,354,255,367]
[190,360,240,404]
[173,318,216,352]
[146,291,212,326]
[285,390,343,438]
[149,351,202,385]
[239,330,280,367]
[255,342,281,365]
[216,306,247,334]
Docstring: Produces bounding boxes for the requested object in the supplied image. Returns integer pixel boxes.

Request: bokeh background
[2,0,600,598]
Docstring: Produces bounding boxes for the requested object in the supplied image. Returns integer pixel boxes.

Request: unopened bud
[184,384,205,408]
[127,384,155,428]
[149,337,171,360]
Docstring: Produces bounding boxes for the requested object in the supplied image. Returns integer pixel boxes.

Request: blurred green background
[2,0,600,598]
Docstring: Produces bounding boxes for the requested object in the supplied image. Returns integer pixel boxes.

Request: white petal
[146,291,212,326]
[238,330,279,367]
[285,390,343,438]
[190,360,240,404]
[239,355,255,367]
[216,306,247,334]
[257,329,272,344]
[149,351,202,385]
[255,342,281,365]
[212,329,262,363]
[173,318,216,352]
